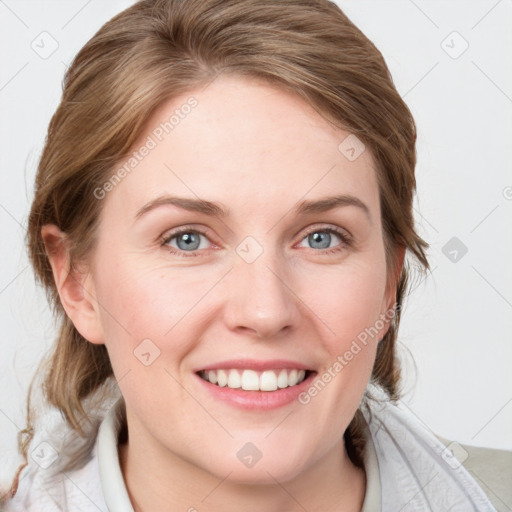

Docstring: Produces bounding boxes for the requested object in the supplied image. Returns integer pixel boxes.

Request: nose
[223,248,301,340]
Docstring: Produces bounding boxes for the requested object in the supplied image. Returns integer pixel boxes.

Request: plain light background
[1,0,511,477]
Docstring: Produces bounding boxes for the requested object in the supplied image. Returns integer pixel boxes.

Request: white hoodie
[1,384,502,511]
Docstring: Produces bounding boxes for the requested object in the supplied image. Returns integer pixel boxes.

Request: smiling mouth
[197,368,313,392]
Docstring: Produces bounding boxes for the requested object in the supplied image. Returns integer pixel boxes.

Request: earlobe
[41,224,104,345]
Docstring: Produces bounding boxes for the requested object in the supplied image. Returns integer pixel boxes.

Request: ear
[41,224,104,345]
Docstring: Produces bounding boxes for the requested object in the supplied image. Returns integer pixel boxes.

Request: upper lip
[195,359,313,372]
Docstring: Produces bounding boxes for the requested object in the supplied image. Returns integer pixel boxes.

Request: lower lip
[194,372,317,410]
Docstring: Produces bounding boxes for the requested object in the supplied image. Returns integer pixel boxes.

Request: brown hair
[14,0,428,492]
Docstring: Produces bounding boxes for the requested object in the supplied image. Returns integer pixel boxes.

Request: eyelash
[160,225,352,258]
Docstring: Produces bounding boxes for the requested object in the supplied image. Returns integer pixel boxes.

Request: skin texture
[43,75,400,512]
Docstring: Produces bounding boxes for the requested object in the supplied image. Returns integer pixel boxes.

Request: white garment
[2,385,498,511]
[360,388,498,511]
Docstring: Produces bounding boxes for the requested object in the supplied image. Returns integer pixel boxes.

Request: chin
[198,440,314,485]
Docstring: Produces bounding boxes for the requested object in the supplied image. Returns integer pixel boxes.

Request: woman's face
[84,75,396,482]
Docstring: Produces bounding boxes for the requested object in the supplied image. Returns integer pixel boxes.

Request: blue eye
[307,231,335,249]
[298,227,351,254]
[162,228,211,257]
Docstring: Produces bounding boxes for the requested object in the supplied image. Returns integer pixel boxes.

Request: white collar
[361,409,382,512]
[97,397,134,512]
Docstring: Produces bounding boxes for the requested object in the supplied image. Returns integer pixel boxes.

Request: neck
[119,430,366,512]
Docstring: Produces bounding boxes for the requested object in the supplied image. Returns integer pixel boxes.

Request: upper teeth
[200,369,307,391]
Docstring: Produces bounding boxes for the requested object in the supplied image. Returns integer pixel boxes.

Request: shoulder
[0,395,117,512]
[435,434,512,512]
[2,440,107,512]
[360,390,506,511]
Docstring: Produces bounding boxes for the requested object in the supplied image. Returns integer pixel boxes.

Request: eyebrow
[135,194,371,223]
[295,195,371,222]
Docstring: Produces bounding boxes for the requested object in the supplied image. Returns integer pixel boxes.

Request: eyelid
[160,224,215,247]
[298,223,352,239]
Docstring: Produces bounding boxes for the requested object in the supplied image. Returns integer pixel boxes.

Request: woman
[1,0,507,510]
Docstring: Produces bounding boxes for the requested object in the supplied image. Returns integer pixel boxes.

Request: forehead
[102,75,380,223]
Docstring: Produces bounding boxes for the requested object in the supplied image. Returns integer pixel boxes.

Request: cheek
[294,257,387,432]
[92,258,216,363]
[297,256,388,351]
